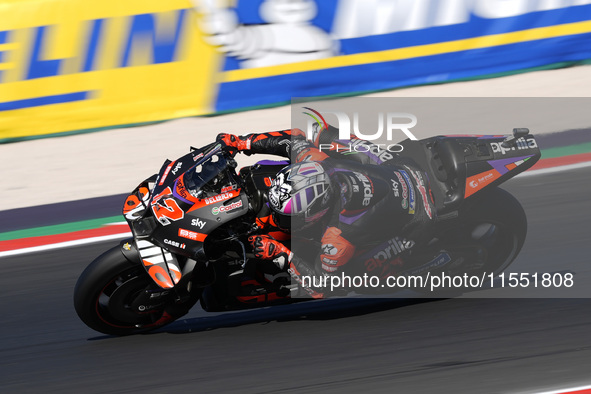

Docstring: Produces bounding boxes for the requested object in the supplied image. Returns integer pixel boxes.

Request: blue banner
[203,0,591,112]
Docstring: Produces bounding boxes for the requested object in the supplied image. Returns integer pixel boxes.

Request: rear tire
[74,244,200,336]
[441,187,527,276]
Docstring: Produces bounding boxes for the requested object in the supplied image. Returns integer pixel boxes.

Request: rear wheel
[74,245,200,336]
[439,187,527,277]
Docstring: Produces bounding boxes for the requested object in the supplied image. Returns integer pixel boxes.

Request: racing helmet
[268,162,333,231]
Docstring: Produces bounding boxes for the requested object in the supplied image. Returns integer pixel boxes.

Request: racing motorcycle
[74,128,541,335]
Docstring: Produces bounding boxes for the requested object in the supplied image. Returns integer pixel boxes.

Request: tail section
[398,129,541,214]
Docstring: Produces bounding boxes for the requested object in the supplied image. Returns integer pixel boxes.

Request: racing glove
[216,133,252,153]
[249,235,323,299]
[248,235,293,270]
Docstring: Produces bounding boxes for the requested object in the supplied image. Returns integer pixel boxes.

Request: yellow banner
[0,0,221,141]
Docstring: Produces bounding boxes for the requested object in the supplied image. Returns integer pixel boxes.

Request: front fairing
[122,144,249,289]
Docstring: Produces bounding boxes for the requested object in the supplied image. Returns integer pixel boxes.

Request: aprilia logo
[364,237,415,271]
[354,172,374,206]
[491,137,538,155]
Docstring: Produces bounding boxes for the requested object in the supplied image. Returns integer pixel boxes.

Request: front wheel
[74,242,200,336]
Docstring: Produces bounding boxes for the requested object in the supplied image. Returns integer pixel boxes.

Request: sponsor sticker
[390,178,400,197]
[468,171,495,189]
[191,218,207,229]
[402,253,452,276]
[394,171,409,210]
[322,244,338,256]
[164,238,186,249]
[204,192,233,205]
[178,228,205,242]
[158,162,174,186]
[399,170,415,214]
[211,200,243,215]
[363,236,414,277]
[353,172,374,206]
[490,137,538,155]
[410,170,433,220]
[364,236,415,269]
[221,185,237,193]
[171,161,182,175]
[177,182,190,199]
[193,152,204,161]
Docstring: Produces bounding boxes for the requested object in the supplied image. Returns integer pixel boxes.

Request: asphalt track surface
[2,167,591,394]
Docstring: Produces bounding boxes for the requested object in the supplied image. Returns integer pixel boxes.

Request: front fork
[119,238,212,310]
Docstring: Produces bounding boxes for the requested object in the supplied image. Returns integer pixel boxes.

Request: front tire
[73,243,200,336]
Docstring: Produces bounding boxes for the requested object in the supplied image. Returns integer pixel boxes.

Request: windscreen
[182,152,229,197]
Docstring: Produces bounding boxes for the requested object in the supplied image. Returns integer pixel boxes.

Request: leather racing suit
[221,126,437,297]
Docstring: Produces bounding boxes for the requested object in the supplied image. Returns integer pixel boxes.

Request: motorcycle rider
[218,125,436,297]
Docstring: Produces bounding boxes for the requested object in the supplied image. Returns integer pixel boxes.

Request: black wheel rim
[94,267,166,330]
[442,220,520,275]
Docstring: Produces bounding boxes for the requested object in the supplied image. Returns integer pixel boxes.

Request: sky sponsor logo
[191,218,206,229]
[171,161,183,175]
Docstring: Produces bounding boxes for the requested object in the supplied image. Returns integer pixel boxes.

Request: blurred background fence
[1,0,591,142]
